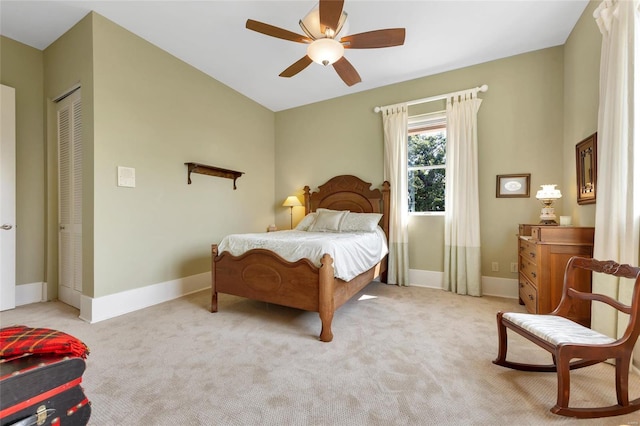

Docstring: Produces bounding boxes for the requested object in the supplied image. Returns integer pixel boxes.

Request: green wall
[0,37,45,287]
[88,14,275,297]
[276,46,566,279]
[562,0,601,226]
[276,1,603,281]
[38,12,275,300]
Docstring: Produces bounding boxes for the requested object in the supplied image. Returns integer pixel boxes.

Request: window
[408,113,447,213]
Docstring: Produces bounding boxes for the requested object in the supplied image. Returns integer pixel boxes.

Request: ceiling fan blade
[341,28,406,49]
[332,57,361,87]
[246,19,312,43]
[319,0,344,36]
[279,56,313,78]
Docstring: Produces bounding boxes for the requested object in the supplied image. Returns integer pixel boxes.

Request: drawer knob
[528,294,534,300]
[529,252,535,258]
[531,272,537,278]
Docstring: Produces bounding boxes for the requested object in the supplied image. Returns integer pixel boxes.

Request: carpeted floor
[2,283,640,425]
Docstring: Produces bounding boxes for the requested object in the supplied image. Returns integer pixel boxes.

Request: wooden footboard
[211,244,386,342]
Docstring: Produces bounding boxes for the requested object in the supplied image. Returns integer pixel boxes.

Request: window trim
[409,210,445,217]
[408,111,447,213]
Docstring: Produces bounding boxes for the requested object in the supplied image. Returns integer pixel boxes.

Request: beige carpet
[2,283,640,425]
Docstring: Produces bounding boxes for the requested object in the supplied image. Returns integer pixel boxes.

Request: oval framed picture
[496,174,531,198]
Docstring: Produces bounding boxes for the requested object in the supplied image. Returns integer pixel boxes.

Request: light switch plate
[117,166,135,188]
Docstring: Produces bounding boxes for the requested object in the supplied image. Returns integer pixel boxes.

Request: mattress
[217,227,388,281]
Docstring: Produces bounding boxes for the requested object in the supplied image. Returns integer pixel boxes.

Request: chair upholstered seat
[503,312,616,346]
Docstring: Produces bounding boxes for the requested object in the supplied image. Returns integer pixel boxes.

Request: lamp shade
[299,4,348,39]
[307,39,344,66]
[536,184,562,200]
[282,196,302,207]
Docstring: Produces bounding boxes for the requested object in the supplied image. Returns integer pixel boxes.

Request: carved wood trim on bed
[304,175,390,238]
[211,175,390,342]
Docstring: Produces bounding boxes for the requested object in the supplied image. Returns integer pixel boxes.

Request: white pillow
[341,212,383,233]
[308,210,349,232]
[295,212,317,231]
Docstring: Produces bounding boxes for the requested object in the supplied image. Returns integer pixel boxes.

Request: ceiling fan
[245,0,406,86]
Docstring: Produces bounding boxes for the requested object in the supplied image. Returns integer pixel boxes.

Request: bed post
[303,185,311,215]
[211,244,219,313]
[381,181,390,238]
[318,254,335,342]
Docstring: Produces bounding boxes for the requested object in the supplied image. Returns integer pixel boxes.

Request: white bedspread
[217,228,389,281]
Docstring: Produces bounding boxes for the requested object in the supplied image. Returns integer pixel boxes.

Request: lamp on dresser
[282,195,302,229]
[536,184,562,224]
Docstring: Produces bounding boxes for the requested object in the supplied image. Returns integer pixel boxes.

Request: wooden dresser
[518,224,595,327]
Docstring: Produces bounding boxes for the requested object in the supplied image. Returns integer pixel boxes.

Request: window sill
[409,211,445,217]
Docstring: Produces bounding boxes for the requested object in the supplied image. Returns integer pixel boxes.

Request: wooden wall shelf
[185,162,244,189]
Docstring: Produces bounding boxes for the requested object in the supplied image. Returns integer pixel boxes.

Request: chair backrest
[555,256,640,343]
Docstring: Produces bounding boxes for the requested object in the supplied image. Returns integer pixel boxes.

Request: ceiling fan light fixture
[245,1,404,85]
[299,5,348,39]
[307,38,344,66]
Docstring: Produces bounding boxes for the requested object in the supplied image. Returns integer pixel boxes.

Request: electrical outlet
[510,262,518,273]
[491,262,499,272]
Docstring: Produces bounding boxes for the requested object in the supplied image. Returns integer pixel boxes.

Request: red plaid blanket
[0,325,89,360]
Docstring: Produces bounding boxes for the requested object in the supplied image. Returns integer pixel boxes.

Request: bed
[210,175,390,342]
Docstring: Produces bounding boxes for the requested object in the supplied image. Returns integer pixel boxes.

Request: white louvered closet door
[57,89,82,308]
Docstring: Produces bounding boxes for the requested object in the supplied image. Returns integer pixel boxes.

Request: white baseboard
[481,276,519,299]
[15,282,45,306]
[409,269,443,289]
[408,269,518,299]
[79,272,209,323]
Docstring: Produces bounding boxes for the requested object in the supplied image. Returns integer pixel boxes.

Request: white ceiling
[1,0,589,112]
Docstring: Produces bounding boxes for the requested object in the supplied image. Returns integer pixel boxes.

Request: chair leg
[493,312,508,365]
[554,350,571,412]
[616,357,630,407]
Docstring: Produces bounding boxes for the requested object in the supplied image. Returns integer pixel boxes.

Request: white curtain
[443,92,483,296]
[591,0,640,352]
[382,104,409,286]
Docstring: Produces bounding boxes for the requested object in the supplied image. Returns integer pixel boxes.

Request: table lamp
[282,195,302,229]
[536,184,562,224]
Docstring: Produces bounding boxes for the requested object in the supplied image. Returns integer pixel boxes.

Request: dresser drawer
[519,277,537,313]
[531,226,595,244]
[519,238,537,262]
[520,257,539,284]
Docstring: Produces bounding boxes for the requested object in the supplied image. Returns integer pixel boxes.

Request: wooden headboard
[303,175,390,239]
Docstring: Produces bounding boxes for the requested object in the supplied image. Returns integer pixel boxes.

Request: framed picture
[576,132,597,205]
[496,174,531,198]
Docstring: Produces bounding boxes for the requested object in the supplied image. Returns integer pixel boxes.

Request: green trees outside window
[408,131,446,212]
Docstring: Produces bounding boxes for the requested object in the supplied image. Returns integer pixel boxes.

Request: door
[0,85,16,311]
[57,89,82,308]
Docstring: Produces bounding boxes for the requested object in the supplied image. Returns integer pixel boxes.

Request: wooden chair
[493,256,640,418]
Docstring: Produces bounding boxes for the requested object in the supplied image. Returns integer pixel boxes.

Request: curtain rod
[373,84,488,113]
